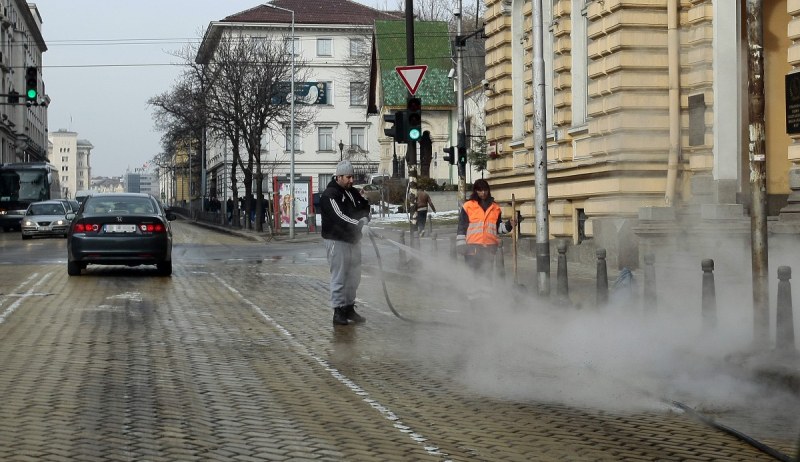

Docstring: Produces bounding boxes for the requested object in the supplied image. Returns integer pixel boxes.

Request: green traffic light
[26,89,37,99]
[408,128,421,141]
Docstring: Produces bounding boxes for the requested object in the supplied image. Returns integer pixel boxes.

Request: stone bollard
[431,232,438,256]
[643,253,657,312]
[556,240,569,302]
[776,266,796,352]
[398,230,407,268]
[596,248,608,306]
[495,240,506,279]
[701,259,717,330]
[450,235,457,260]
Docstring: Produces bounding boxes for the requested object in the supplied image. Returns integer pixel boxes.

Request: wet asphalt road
[0,221,796,461]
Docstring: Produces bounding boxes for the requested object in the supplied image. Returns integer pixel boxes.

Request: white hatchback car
[21,200,70,239]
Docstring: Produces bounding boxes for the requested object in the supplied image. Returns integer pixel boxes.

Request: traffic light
[25,67,37,103]
[406,97,422,142]
[383,110,407,144]
[442,146,455,165]
[457,146,467,176]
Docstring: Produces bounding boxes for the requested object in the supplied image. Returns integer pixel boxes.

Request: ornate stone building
[483,0,799,267]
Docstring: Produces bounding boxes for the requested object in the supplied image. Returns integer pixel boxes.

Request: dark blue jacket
[321,179,370,243]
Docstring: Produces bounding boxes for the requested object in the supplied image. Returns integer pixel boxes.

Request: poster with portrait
[273,176,312,229]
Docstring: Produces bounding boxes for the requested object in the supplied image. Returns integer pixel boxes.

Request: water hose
[367,229,415,323]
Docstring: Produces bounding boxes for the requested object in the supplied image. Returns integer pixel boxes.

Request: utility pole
[746,0,769,350]
[455,0,467,203]
[532,0,551,297]
[405,0,418,233]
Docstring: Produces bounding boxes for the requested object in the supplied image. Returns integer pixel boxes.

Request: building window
[61,155,68,162]
[350,82,366,106]
[318,127,334,151]
[350,38,366,58]
[350,127,366,150]
[284,37,300,56]
[285,127,301,151]
[316,38,332,56]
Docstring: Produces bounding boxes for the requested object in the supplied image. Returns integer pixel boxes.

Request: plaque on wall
[786,72,800,135]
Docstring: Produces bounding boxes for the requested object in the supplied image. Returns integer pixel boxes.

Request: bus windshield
[0,169,48,203]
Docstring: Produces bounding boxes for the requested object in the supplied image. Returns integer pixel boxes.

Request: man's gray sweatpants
[324,239,362,309]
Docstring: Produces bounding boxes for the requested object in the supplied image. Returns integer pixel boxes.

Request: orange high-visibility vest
[463,200,501,246]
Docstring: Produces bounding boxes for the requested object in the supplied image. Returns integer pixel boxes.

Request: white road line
[210,273,450,460]
[0,272,52,324]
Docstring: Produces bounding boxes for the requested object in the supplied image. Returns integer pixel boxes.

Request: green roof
[375,20,454,108]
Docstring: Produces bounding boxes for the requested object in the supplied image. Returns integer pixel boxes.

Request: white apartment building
[197,0,400,200]
[0,1,48,164]
[48,129,93,198]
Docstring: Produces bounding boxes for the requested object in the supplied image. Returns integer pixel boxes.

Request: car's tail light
[74,221,99,233]
[139,223,165,233]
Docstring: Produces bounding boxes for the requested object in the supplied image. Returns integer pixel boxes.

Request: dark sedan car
[66,193,176,276]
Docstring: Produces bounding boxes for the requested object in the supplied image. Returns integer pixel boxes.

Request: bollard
[495,240,506,279]
[776,266,796,352]
[398,230,407,268]
[450,235,457,260]
[431,232,438,256]
[410,230,420,250]
[596,248,608,306]
[701,259,717,330]
[643,253,657,312]
[556,240,569,302]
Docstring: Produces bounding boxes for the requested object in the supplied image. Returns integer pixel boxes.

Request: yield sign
[395,65,428,95]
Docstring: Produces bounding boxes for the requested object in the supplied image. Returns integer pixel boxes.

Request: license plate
[105,224,136,233]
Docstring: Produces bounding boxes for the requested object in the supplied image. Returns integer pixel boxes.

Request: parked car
[353,183,382,205]
[21,200,71,239]
[57,199,80,214]
[66,192,176,276]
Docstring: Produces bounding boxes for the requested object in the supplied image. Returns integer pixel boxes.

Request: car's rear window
[84,197,155,214]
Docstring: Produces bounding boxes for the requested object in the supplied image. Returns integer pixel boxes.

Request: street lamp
[265,2,296,238]
[339,140,344,161]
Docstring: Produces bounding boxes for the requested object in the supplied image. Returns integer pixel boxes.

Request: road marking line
[210,273,450,460]
[0,272,52,324]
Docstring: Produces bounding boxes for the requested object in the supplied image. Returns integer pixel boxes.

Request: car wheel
[67,260,81,276]
[157,260,172,276]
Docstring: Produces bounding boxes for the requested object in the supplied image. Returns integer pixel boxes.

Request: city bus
[0,162,62,231]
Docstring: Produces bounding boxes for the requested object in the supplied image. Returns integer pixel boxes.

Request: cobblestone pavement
[0,220,796,461]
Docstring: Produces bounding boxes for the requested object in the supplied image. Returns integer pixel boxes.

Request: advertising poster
[274,176,312,229]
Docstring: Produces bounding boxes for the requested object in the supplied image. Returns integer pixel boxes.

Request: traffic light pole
[532,0,551,297]
[405,0,418,235]
[455,0,467,204]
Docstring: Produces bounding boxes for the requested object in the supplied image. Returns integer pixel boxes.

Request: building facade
[48,129,93,199]
[196,0,401,203]
[483,0,799,267]
[0,1,48,164]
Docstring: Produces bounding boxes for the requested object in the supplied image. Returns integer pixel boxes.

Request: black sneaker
[345,304,366,324]
[333,306,349,326]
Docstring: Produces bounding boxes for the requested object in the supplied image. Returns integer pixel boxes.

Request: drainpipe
[665,0,681,206]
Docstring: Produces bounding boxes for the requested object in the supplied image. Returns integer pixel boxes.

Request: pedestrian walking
[416,187,436,236]
[226,197,233,224]
[321,160,372,326]
[456,179,516,274]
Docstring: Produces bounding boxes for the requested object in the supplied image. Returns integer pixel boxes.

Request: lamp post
[266,2,296,238]
[339,140,344,161]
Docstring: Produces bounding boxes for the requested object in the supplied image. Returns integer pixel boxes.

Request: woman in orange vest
[456,179,515,273]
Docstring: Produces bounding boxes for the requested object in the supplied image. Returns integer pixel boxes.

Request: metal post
[450,234,457,260]
[746,0,769,349]
[596,248,608,306]
[495,240,505,279]
[702,259,717,330]
[432,232,438,256]
[556,240,569,303]
[776,266,796,352]
[288,10,296,239]
[399,230,407,269]
[532,0,551,297]
[455,0,467,203]
[643,253,657,311]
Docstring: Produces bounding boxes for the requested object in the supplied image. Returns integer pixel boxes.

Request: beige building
[483,0,800,267]
[47,129,93,199]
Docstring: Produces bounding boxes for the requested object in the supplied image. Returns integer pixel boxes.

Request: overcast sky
[34,0,386,177]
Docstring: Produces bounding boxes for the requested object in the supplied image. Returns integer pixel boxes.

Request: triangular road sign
[395,65,428,95]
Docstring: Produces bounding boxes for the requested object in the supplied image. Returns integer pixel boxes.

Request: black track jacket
[320,178,370,244]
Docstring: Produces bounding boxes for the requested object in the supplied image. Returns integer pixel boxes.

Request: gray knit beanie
[335,160,354,176]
